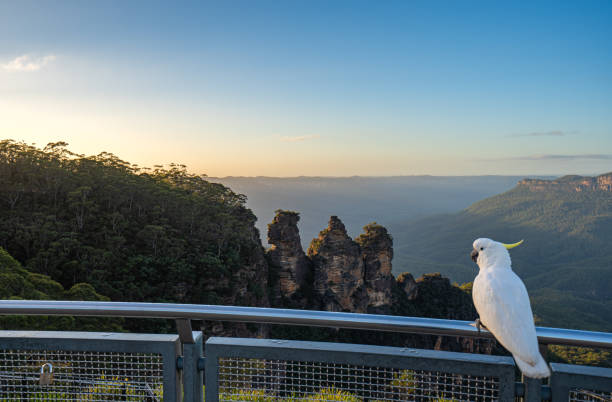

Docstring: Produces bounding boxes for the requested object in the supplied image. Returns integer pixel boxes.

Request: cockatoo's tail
[470,238,551,379]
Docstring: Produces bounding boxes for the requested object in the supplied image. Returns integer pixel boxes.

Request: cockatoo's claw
[473,318,487,333]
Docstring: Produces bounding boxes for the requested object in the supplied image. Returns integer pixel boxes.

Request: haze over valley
[213,172,612,333]
[208,175,554,250]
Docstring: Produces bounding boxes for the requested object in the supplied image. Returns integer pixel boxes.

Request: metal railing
[1,300,611,349]
[1,300,611,401]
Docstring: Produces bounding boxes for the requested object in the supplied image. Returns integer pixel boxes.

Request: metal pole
[183,331,204,402]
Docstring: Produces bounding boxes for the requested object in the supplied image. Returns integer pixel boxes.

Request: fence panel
[205,337,516,401]
[0,330,181,401]
[550,363,612,401]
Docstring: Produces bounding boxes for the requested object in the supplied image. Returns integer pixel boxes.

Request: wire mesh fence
[569,388,612,402]
[217,356,501,401]
[205,337,516,402]
[550,363,612,402]
[0,349,163,401]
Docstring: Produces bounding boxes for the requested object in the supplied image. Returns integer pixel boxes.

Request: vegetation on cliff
[0,140,268,332]
[0,246,121,331]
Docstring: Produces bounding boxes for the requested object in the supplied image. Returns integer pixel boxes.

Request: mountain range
[390,173,612,332]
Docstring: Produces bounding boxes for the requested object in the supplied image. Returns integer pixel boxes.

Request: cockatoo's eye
[480,247,484,251]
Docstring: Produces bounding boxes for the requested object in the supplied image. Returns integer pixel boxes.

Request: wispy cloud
[2,54,56,72]
[507,130,574,138]
[513,154,612,161]
[280,135,320,142]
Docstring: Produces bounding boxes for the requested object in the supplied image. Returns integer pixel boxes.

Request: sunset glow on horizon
[1,1,611,177]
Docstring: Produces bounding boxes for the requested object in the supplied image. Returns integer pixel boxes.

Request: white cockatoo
[470,238,550,378]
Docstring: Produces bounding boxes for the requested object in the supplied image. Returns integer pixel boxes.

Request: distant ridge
[518,172,612,192]
[208,175,555,250]
[391,172,612,332]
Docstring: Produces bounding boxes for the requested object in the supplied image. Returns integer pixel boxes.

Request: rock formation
[355,223,395,313]
[396,272,418,301]
[267,213,397,314]
[266,212,474,318]
[411,273,476,320]
[263,210,487,354]
[266,210,312,307]
[307,216,367,312]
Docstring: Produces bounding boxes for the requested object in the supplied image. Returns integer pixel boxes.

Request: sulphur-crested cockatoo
[471,238,550,378]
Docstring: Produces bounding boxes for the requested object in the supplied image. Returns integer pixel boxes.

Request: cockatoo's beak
[470,249,479,262]
[502,240,524,249]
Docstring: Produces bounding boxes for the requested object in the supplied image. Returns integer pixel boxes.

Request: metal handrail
[1,299,611,349]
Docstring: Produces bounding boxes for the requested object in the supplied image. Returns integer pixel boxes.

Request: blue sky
[1,1,611,176]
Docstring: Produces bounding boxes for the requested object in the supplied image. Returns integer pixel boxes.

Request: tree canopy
[0,246,121,331]
[0,140,265,332]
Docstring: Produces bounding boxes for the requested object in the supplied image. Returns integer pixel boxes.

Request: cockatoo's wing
[473,270,541,366]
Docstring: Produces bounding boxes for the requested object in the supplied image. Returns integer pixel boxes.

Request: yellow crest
[502,240,523,249]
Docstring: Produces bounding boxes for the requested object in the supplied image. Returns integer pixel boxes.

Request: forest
[0,139,266,332]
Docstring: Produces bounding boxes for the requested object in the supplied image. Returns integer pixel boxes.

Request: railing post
[183,331,204,402]
[176,319,195,343]
[205,340,221,402]
[522,376,542,402]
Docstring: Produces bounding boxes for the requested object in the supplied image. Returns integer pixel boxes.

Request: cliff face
[519,173,612,192]
[264,210,486,353]
[396,272,418,301]
[267,212,446,316]
[412,273,476,320]
[266,210,312,307]
[268,213,397,313]
[356,223,395,314]
[307,216,368,312]
[202,224,270,338]
[232,227,270,308]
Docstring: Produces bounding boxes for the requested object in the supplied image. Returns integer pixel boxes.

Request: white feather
[472,238,550,379]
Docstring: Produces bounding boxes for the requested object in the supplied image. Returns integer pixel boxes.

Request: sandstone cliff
[266,211,473,320]
[519,172,612,192]
[412,273,476,320]
[396,272,418,301]
[267,213,398,313]
[355,223,395,314]
[307,216,368,312]
[266,210,312,307]
[264,210,488,353]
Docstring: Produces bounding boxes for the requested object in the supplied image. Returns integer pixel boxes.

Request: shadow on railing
[1,300,611,401]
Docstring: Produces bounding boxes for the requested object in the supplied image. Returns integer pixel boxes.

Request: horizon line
[207,174,562,179]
